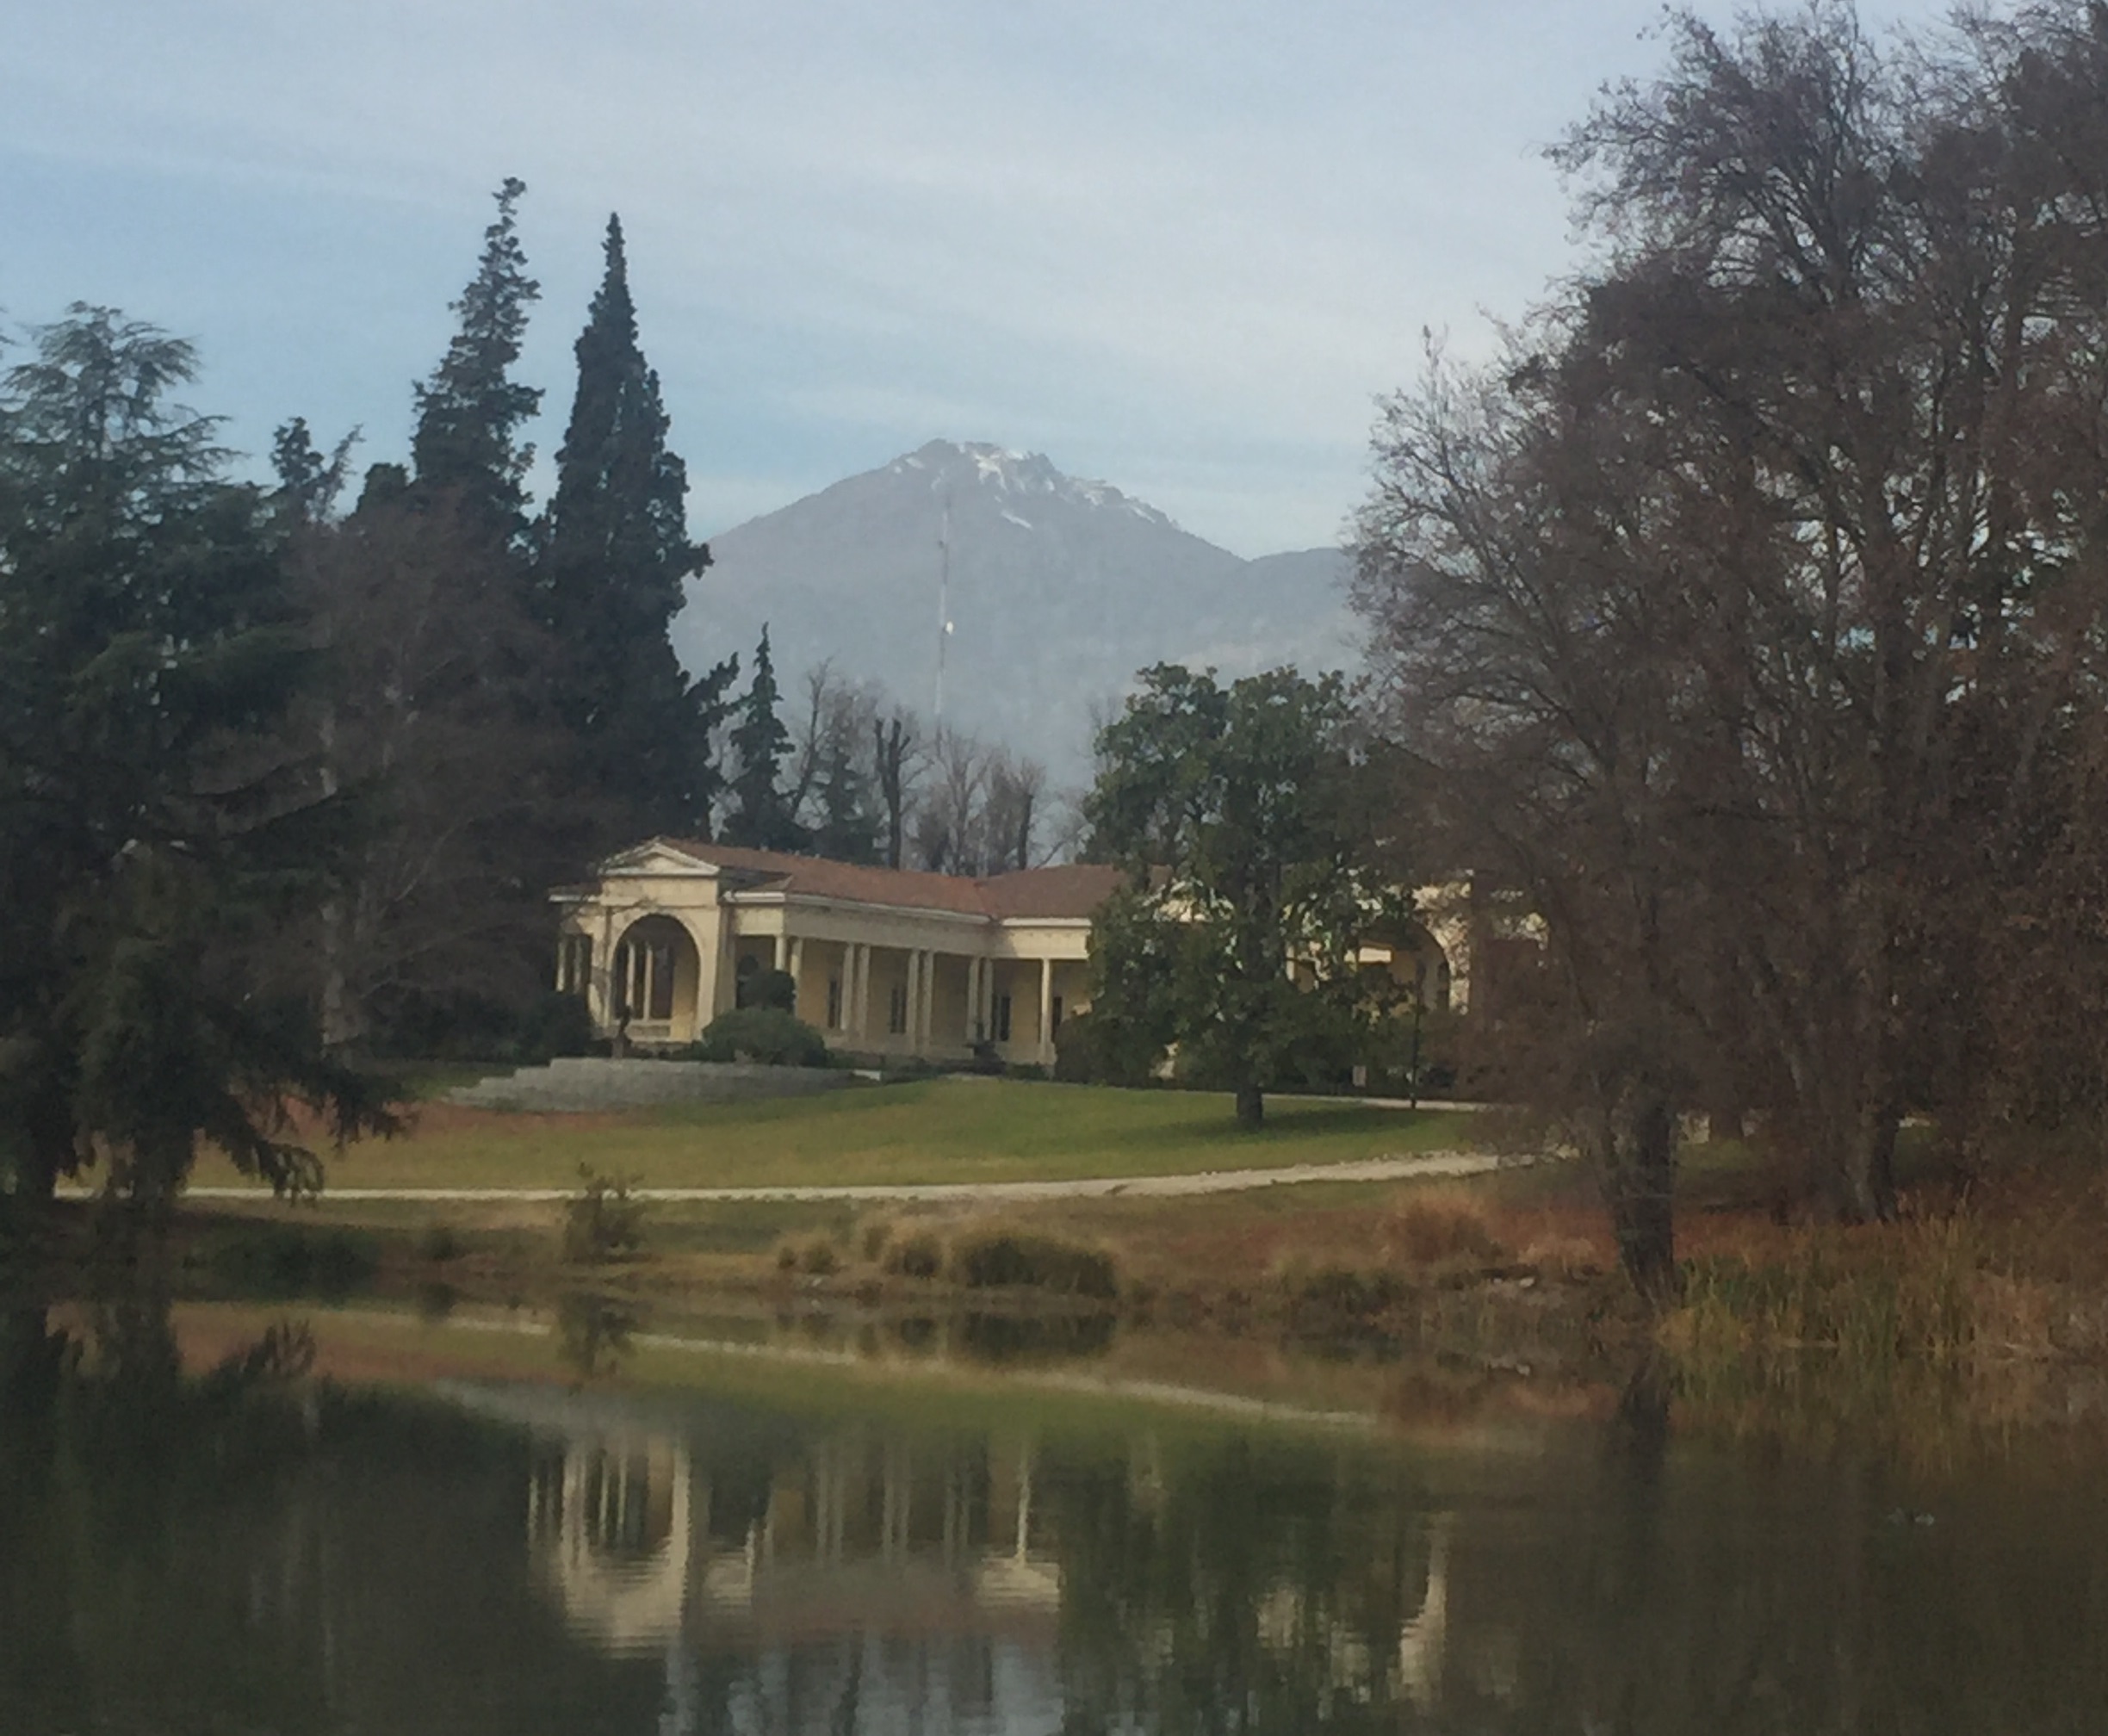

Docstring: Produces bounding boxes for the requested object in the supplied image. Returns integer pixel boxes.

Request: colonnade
[760,934,1059,1062]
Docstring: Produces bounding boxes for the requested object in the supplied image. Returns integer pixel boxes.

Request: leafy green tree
[538,214,735,838]
[722,627,805,850]
[0,307,390,1204]
[1084,664,1402,1126]
[411,177,542,544]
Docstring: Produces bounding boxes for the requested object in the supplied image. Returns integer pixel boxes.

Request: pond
[3,1293,2107,1734]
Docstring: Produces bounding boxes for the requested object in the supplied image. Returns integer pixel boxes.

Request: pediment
[599,839,723,878]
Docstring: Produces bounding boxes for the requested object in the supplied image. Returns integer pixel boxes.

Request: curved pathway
[168,1150,1524,1206]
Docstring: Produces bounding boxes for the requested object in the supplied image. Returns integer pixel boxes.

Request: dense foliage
[1082,664,1405,1125]
[0,310,391,1201]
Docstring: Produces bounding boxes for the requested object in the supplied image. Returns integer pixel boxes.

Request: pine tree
[812,737,877,863]
[723,628,804,850]
[539,214,731,836]
[411,177,542,542]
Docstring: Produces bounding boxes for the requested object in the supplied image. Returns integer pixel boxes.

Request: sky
[3,0,1962,558]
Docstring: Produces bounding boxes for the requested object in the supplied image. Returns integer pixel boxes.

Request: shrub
[797,1237,840,1276]
[1386,1194,1505,1268]
[741,968,798,1012]
[695,1007,829,1067]
[1054,1008,1165,1087]
[951,1229,1118,1299]
[517,989,597,1063]
[884,1231,945,1280]
[561,1166,646,1263]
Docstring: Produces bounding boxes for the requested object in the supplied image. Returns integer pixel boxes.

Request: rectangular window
[827,977,843,1029]
[993,994,1013,1043]
[888,984,908,1036]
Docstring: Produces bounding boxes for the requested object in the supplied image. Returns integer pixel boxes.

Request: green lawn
[195,1078,1480,1192]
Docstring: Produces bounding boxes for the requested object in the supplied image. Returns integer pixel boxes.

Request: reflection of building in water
[490,1384,1066,1658]
[451,1380,1472,1733]
[496,1394,1068,1733]
[526,1432,692,1651]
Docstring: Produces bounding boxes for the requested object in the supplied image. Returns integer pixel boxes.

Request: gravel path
[164,1150,1522,1206]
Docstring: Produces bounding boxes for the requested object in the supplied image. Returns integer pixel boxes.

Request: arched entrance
[611,914,704,1045]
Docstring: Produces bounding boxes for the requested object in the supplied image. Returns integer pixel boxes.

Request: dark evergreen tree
[410,177,542,543]
[812,736,877,863]
[0,307,389,1204]
[722,628,803,850]
[538,214,734,837]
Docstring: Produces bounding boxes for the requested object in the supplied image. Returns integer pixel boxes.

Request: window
[888,983,908,1035]
[992,993,1013,1043]
[827,976,843,1029]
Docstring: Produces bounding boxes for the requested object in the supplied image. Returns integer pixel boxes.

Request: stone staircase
[443,1056,857,1113]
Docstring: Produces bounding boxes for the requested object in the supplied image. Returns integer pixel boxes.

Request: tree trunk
[1602,1092,1678,1304]
[1235,1082,1265,1128]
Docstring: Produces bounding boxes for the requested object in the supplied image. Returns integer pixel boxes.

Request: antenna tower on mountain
[934,491,952,725]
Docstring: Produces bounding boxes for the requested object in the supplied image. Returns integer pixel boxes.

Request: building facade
[554,838,1480,1068]
[554,840,1127,1067]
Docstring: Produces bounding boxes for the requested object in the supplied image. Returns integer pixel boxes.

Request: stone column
[788,937,804,1015]
[917,950,937,1052]
[1038,957,1054,1066]
[966,958,983,1042]
[852,944,871,1038]
[772,933,787,973]
[593,909,615,1030]
[903,951,921,1052]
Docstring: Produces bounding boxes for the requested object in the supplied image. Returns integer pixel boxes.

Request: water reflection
[7,1294,2108,1734]
[462,1376,1472,1732]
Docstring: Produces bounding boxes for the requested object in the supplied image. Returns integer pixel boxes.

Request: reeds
[1662,1211,2055,1373]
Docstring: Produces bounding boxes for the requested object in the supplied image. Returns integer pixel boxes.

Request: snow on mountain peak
[884,438,1175,530]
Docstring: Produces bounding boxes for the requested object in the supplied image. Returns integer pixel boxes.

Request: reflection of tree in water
[1050,1433,1454,1733]
[0,1289,669,1736]
[955,1309,1116,1363]
[556,1291,642,1380]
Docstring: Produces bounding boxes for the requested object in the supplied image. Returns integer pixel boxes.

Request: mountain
[672,439,1359,784]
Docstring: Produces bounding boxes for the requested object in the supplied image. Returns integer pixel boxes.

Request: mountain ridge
[673,438,1358,784]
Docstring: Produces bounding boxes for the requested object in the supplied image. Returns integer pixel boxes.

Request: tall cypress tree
[539,214,732,837]
[723,627,803,851]
[412,177,542,543]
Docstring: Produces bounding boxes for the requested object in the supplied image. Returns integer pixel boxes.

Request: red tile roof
[657,842,1124,922]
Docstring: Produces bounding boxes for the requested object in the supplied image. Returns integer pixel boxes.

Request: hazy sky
[4,1,1959,556]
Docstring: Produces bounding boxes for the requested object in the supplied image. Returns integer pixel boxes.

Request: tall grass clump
[1664,1214,1995,1373]
[1384,1191,1506,1269]
[950,1228,1118,1299]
